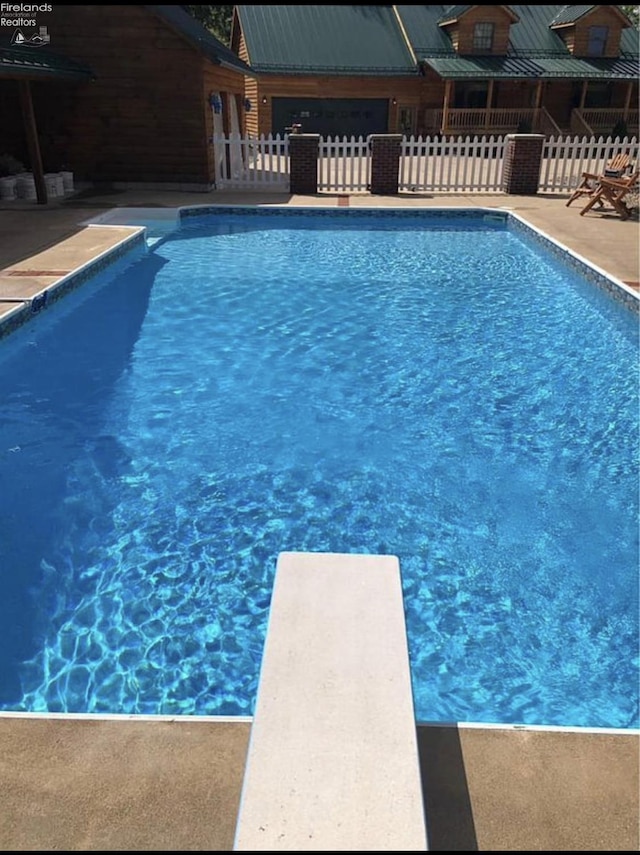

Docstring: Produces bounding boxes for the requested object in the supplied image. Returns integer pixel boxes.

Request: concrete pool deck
[0,188,638,851]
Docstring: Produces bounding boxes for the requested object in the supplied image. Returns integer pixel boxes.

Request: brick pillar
[502,133,545,195]
[289,134,320,194]
[369,134,402,195]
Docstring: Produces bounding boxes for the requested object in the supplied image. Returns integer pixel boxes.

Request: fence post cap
[506,133,546,140]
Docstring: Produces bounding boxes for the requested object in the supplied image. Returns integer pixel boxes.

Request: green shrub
[611,119,628,140]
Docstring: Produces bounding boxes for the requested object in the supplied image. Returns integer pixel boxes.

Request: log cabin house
[0,4,255,192]
[231,4,639,140]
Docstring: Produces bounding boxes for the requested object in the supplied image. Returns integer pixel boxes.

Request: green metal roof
[438,5,519,25]
[397,4,639,77]
[147,5,255,76]
[438,6,473,25]
[235,5,638,81]
[0,45,94,81]
[535,55,640,79]
[424,55,544,79]
[425,53,639,80]
[549,6,596,26]
[236,5,419,75]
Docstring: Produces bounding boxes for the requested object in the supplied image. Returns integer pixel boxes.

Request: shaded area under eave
[0,45,95,204]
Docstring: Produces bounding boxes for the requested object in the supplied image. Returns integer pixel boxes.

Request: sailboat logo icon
[10,27,50,47]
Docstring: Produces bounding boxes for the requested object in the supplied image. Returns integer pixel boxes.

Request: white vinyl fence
[539,135,639,193]
[211,133,638,195]
[212,133,289,190]
[318,135,370,192]
[399,135,507,192]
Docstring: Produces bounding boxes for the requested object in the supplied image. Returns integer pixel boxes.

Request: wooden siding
[543,80,575,127]
[202,63,248,178]
[572,7,624,58]
[3,5,247,185]
[441,6,514,55]
[238,32,258,137]
[0,82,28,163]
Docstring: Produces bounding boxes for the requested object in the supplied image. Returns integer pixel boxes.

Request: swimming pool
[0,207,637,728]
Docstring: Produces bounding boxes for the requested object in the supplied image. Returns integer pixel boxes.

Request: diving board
[233,551,428,851]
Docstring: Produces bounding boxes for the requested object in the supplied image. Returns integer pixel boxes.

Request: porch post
[18,80,47,205]
[485,80,494,130]
[579,81,587,109]
[442,80,452,134]
[534,81,543,108]
[623,82,632,122]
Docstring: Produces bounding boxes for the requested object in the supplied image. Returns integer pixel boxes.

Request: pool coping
[0,709,632,735]
[0,225,147,341]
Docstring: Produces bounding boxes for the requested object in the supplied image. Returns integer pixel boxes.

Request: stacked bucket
[0,170,74,201]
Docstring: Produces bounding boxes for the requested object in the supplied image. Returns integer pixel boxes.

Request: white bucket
[59,170,74,193]
[44,173,63,197]
[0,176,17,200]
[16,173,36,199]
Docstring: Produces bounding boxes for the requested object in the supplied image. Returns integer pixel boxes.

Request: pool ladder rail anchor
[0,290,49,313]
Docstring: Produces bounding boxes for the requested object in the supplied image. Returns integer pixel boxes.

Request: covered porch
[419,53,639,138]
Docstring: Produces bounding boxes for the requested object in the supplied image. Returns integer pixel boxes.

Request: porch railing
[577,108,639,136]
[424,108,548,135]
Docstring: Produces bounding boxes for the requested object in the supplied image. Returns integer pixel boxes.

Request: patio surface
[0,187,638,851]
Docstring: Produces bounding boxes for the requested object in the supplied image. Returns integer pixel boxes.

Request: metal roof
[236,5,419,75]
[397,4,639,76]
[549,6,596,27]
[438,5,519,25]
[424,55,544,79]
[547,5,633,28]
[234,5,638,81]
[146,5,255,76]
[425,52,639,80]
[438,6,473,25]
[535,55,640,79]
[0,45,94,81]
[398,5,573,57]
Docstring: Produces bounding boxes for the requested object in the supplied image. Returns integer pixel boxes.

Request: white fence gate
[399,135,507,192]
[318,135,369,192]
[211,133,638,195]
[212,133,289,190]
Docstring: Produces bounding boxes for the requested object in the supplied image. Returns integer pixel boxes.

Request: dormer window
[587,25,608,56]
[473,22,495,52]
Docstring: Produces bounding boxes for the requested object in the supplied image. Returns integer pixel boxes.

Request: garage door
[272,98,389,137]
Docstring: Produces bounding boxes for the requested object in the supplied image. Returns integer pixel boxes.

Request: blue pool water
[0,209,637,728]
